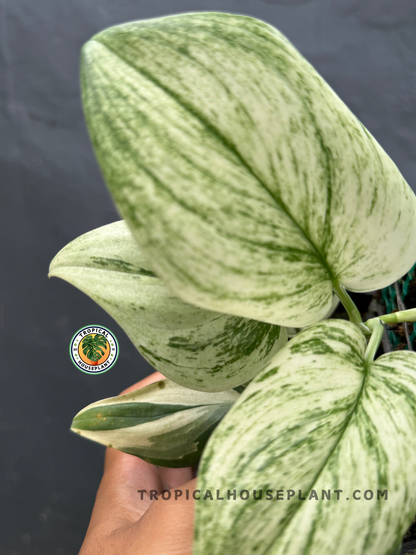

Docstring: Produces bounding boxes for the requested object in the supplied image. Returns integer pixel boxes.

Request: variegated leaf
[72,378,239,468]
[80,12,416,328]
[49,221,286,392]
[286,292,340,338]
[194,319,416,555]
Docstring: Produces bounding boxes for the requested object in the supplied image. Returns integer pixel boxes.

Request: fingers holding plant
[79,373,196,555]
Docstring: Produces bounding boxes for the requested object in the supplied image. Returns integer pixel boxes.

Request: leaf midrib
[50,266,159,283]
[262,359,371,555]
[91,37,337,287]
[74,401,234,428]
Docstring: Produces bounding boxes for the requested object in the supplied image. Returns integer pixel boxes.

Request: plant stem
[367,308,416,325]
[332,282,362,325]
[364,318,384,363]
[371,296,392,353]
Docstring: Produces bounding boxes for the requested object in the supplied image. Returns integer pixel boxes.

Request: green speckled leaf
[80,12,416,328]
[194,319,416,555]
[71,378,238,467]
[49,221,286,392]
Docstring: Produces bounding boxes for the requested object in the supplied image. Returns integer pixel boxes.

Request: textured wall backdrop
[1,0,416,553]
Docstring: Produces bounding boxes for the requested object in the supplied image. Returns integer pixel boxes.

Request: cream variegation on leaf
[72,378,239,468]
[194,319,416,555]
[80,12,416,327]
[49,12,416,553]
[49,221,286,392]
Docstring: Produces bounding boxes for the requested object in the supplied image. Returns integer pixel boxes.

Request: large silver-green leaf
[80,12,416,328]
[49,221,286,392]
[72,378,238,467]
[194,319,416,555]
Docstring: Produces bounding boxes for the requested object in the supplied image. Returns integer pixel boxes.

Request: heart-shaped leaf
[194,319,416,555]
[49,221,286,391]
[80,12,416,327]
[72,378,238,467]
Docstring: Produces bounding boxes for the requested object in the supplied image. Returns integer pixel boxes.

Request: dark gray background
[1,0,416,553]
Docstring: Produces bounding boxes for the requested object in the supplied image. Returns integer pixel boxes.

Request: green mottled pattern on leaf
[80,12,416,327]
[71,378,238,467]
[49,221,286,391]
[194,319,416,555]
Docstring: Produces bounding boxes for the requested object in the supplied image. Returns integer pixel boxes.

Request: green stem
[367,307,416,325]
[332,282,362,325]
[364,319,384,363]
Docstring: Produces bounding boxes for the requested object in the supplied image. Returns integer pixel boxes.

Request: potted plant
[50,12,416,555]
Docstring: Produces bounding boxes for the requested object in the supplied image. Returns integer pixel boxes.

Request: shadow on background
[1,0,416,553]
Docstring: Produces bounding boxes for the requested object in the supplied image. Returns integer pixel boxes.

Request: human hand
[79,372,196,555]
